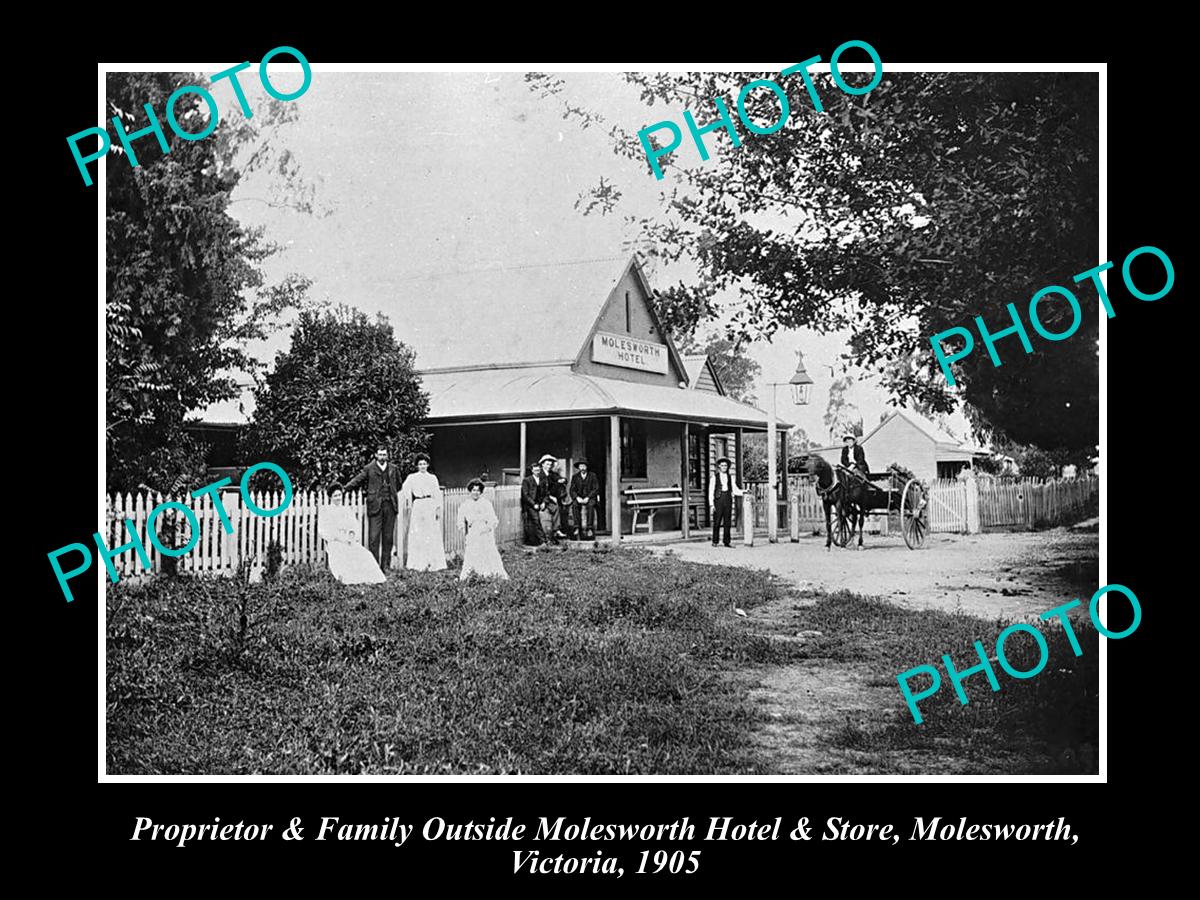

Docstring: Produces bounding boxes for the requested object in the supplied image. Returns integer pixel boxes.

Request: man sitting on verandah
[569,459,600,540]
[539,454,569,542]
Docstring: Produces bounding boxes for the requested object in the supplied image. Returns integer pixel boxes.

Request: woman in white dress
[318,486,386,584]
[457,479,509,581]
[401,453,447,572]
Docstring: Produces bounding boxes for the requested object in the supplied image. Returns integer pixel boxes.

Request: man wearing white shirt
[708,457,744,548]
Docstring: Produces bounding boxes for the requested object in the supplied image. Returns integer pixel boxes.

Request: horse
[796,455,843,550]
[835,464,878,549]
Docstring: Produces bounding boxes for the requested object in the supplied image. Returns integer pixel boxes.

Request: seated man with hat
[841,431,869,477]
[538,453,569,542]
[568,459,601,540]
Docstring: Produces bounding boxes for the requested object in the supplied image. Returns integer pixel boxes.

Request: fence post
[742,493,754,546]
[965,472,981,533]
[222,490,240,572]
[789,492,799,542]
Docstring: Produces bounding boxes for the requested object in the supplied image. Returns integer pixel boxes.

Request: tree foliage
[823,375,863,443]
[542,71,1099,453]
[106,71,309,493]
[676,333,761,403]
[243,307,431,488]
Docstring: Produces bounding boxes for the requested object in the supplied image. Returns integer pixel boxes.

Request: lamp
[765,348,818,544]
[788,350,815,406]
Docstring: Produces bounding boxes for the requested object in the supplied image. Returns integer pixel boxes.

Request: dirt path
[652,528,1099,774]
[652,529,1099,620]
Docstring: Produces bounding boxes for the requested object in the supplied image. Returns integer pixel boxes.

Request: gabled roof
[391,256,639,372]
[568,256,690,385]
[682,354,726,394]
[863,409,986,454]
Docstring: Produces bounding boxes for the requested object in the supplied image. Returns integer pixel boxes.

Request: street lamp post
[765,351,815,542]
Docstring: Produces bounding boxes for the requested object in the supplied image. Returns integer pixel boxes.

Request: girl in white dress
[401,453,447,572]
[457,479,509,581]
[318,487,386,584]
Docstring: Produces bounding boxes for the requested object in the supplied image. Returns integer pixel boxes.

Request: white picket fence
[103,485,524,580]
[757,474,1098,537]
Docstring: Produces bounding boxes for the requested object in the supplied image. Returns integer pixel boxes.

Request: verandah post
[609,415,621,541]
[680,421,691,539]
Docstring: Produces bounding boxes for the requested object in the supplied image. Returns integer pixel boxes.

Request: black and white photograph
[98,61,1102,777]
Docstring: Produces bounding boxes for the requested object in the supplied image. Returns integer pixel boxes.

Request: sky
[212,69,975,447]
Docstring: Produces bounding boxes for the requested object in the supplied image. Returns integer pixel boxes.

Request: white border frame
[98,60,1107,784]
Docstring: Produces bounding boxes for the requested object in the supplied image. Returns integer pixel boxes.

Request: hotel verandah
[406,255,790,539]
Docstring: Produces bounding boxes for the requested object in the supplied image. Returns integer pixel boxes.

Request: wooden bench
[624,486,685,534]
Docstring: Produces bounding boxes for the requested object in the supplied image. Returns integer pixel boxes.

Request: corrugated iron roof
[422,365,788,429]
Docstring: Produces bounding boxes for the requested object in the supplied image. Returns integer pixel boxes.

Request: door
[583,419,608,532]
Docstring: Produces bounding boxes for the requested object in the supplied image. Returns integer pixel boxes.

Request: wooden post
[609,415,622,541]
[734,428,744,533]
[680,422,691,539]
[222,490,241,570]
[519,420,527,485]
[742,492,754,545]
[767,389,778,543]
[965,471,981,534]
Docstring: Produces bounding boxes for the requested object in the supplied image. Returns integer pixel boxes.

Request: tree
[106,72,309,493]
[243,307,431,488]
[676,333,761,403]
[537,71,1099,454]
[823,376,863,443]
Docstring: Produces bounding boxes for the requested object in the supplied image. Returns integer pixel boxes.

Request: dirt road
[651,528,1100,774]
[652,529,1099,621]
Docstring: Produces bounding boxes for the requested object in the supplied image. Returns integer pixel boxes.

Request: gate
[927,479,969,532]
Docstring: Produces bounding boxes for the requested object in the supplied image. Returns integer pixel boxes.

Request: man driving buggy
[840,431,869,476]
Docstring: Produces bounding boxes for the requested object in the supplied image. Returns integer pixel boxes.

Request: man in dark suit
[521,463,548,547]
[343,445,403,571]
[568,459,601,539]
[708,457,744,548]
[841,433,869,475]
[540,455,569,541]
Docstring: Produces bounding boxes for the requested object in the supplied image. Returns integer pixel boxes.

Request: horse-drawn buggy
[830,465,929,549]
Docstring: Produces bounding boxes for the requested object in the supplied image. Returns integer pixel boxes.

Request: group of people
[520,454,600,546]
[316,436,871,582]
[318,446,508,585]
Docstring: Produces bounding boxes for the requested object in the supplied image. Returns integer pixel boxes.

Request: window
[625,291,631,332]
[688,432,703,490]
[620,419,647,479]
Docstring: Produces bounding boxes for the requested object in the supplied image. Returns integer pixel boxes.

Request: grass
[107,547,799,775]
[752,590,1099,774]
[107,546,1098,775]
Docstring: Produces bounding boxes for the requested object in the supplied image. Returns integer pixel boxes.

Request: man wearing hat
[841,432,869,476]
[568,459,601,540]
[538,454,570,542]
[708,456,745,548]
[520,461,549,547]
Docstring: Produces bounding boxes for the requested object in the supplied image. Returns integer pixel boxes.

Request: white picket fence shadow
[104,485,524,580]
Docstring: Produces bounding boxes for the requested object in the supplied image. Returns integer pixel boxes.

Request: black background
[25,15,1181,885]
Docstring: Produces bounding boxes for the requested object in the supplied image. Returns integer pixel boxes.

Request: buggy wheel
[833,501,854,548]
[901,478,928,549]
